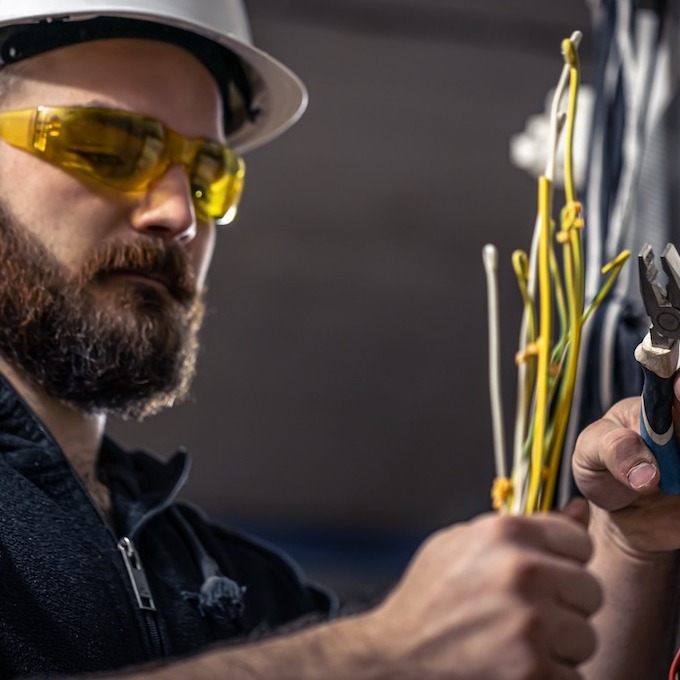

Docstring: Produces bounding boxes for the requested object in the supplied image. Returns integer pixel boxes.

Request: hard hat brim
[0,2,308,154]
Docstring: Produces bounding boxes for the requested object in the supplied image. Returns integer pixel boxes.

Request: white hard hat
[0,0,308,154]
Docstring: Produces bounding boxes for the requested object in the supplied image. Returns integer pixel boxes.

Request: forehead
[2,38,224,140]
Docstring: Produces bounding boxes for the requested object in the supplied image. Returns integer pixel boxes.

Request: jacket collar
[99,438,190,538]
[0,371,191,537]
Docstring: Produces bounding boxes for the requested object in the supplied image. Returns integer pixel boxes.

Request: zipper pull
[118,536,157,611]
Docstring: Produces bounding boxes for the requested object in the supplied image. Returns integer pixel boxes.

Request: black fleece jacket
[0,374,335,678]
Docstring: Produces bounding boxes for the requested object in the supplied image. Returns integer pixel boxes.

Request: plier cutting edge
[636,243,680,494]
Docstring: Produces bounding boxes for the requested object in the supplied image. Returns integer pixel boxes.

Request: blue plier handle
[637,243,680,494]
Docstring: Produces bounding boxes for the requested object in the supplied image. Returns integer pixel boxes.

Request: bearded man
[0,3,667,680]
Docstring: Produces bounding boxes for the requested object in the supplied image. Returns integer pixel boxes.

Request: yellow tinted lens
[191,144,245,224]
[0,107,245,224]
[37,108,166,190]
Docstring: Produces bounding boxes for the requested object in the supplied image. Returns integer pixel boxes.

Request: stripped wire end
[561,31,582,67]
[602,250,631,274]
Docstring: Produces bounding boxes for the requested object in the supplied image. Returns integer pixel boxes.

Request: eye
[75,151,127,170]
[67,147,133,180]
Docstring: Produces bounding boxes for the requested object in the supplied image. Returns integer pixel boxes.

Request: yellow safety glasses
[0,106,245,225]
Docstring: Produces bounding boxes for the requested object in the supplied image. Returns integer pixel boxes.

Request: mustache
[76,239,197,305]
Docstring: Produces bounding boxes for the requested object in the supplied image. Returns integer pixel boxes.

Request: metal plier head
[639,243,680,346]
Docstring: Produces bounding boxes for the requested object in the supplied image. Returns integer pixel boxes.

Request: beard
[0,206,205,420]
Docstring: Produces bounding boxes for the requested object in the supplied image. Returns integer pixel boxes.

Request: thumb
[573,401,660,511]
[561,496,590,528]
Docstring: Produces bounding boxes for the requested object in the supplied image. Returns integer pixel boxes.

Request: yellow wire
[527,37,580,513]
[582,251,631,323]
[550,239,568,349]
[512,250,538,405]
[526,175,552,514]
[562,37,579,206]
[540,41,582,511]
[485,30,630,516]
[510,249,538,513]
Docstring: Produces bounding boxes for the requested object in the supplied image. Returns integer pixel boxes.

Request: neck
[0,358,110,514]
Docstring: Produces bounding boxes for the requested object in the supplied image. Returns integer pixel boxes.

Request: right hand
[573,394,680,555]
[362,508,602,680]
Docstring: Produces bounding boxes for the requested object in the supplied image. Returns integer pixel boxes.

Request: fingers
[574,395,680,553]
[479,514,602,614]
[499,529,601,615]
[509,631,592,680]
[377,512,601,679]
[572,397,660,510]
[549,607,598,664]
[507,512,594,564]
[554,564,603,616]
[505,595,597,676]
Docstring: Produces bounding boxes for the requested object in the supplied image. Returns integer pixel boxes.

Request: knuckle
[505,555,545,594]
[605,427,646,467]
[491,514,530,542]
[509,605,544,642]
[574,421,595,450]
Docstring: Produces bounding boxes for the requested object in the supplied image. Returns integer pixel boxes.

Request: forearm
[583,506,680,680]
[108,613,397,680]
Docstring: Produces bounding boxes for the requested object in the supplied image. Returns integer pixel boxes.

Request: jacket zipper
[118,536,165,657]
[16,395,172,660]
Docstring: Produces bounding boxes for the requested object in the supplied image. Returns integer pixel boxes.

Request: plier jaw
[639,243,680,347]
[636,243,680,494]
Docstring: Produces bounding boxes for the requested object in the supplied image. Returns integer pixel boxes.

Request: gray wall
[110,0,594,595]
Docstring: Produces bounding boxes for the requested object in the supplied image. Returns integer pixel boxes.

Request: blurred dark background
[110,0,594,604]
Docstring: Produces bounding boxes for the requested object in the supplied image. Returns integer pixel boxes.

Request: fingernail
[628,462,656,489]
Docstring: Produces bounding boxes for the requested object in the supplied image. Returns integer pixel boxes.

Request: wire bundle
[483,31,630,515]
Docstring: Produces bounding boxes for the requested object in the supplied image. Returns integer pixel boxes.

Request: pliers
[636,243,680,494]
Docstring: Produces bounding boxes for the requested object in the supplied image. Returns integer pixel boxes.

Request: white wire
[483,244,507,481]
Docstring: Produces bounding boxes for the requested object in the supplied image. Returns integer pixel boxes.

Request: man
[0,2,608,679]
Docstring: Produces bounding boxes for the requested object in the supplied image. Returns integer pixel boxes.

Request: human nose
[130,165,197,244]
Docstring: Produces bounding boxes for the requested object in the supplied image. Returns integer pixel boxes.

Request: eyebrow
[81,99,117,110]
[77,99,224,145]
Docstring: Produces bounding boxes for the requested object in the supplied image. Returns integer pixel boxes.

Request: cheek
[0,149,112,266]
